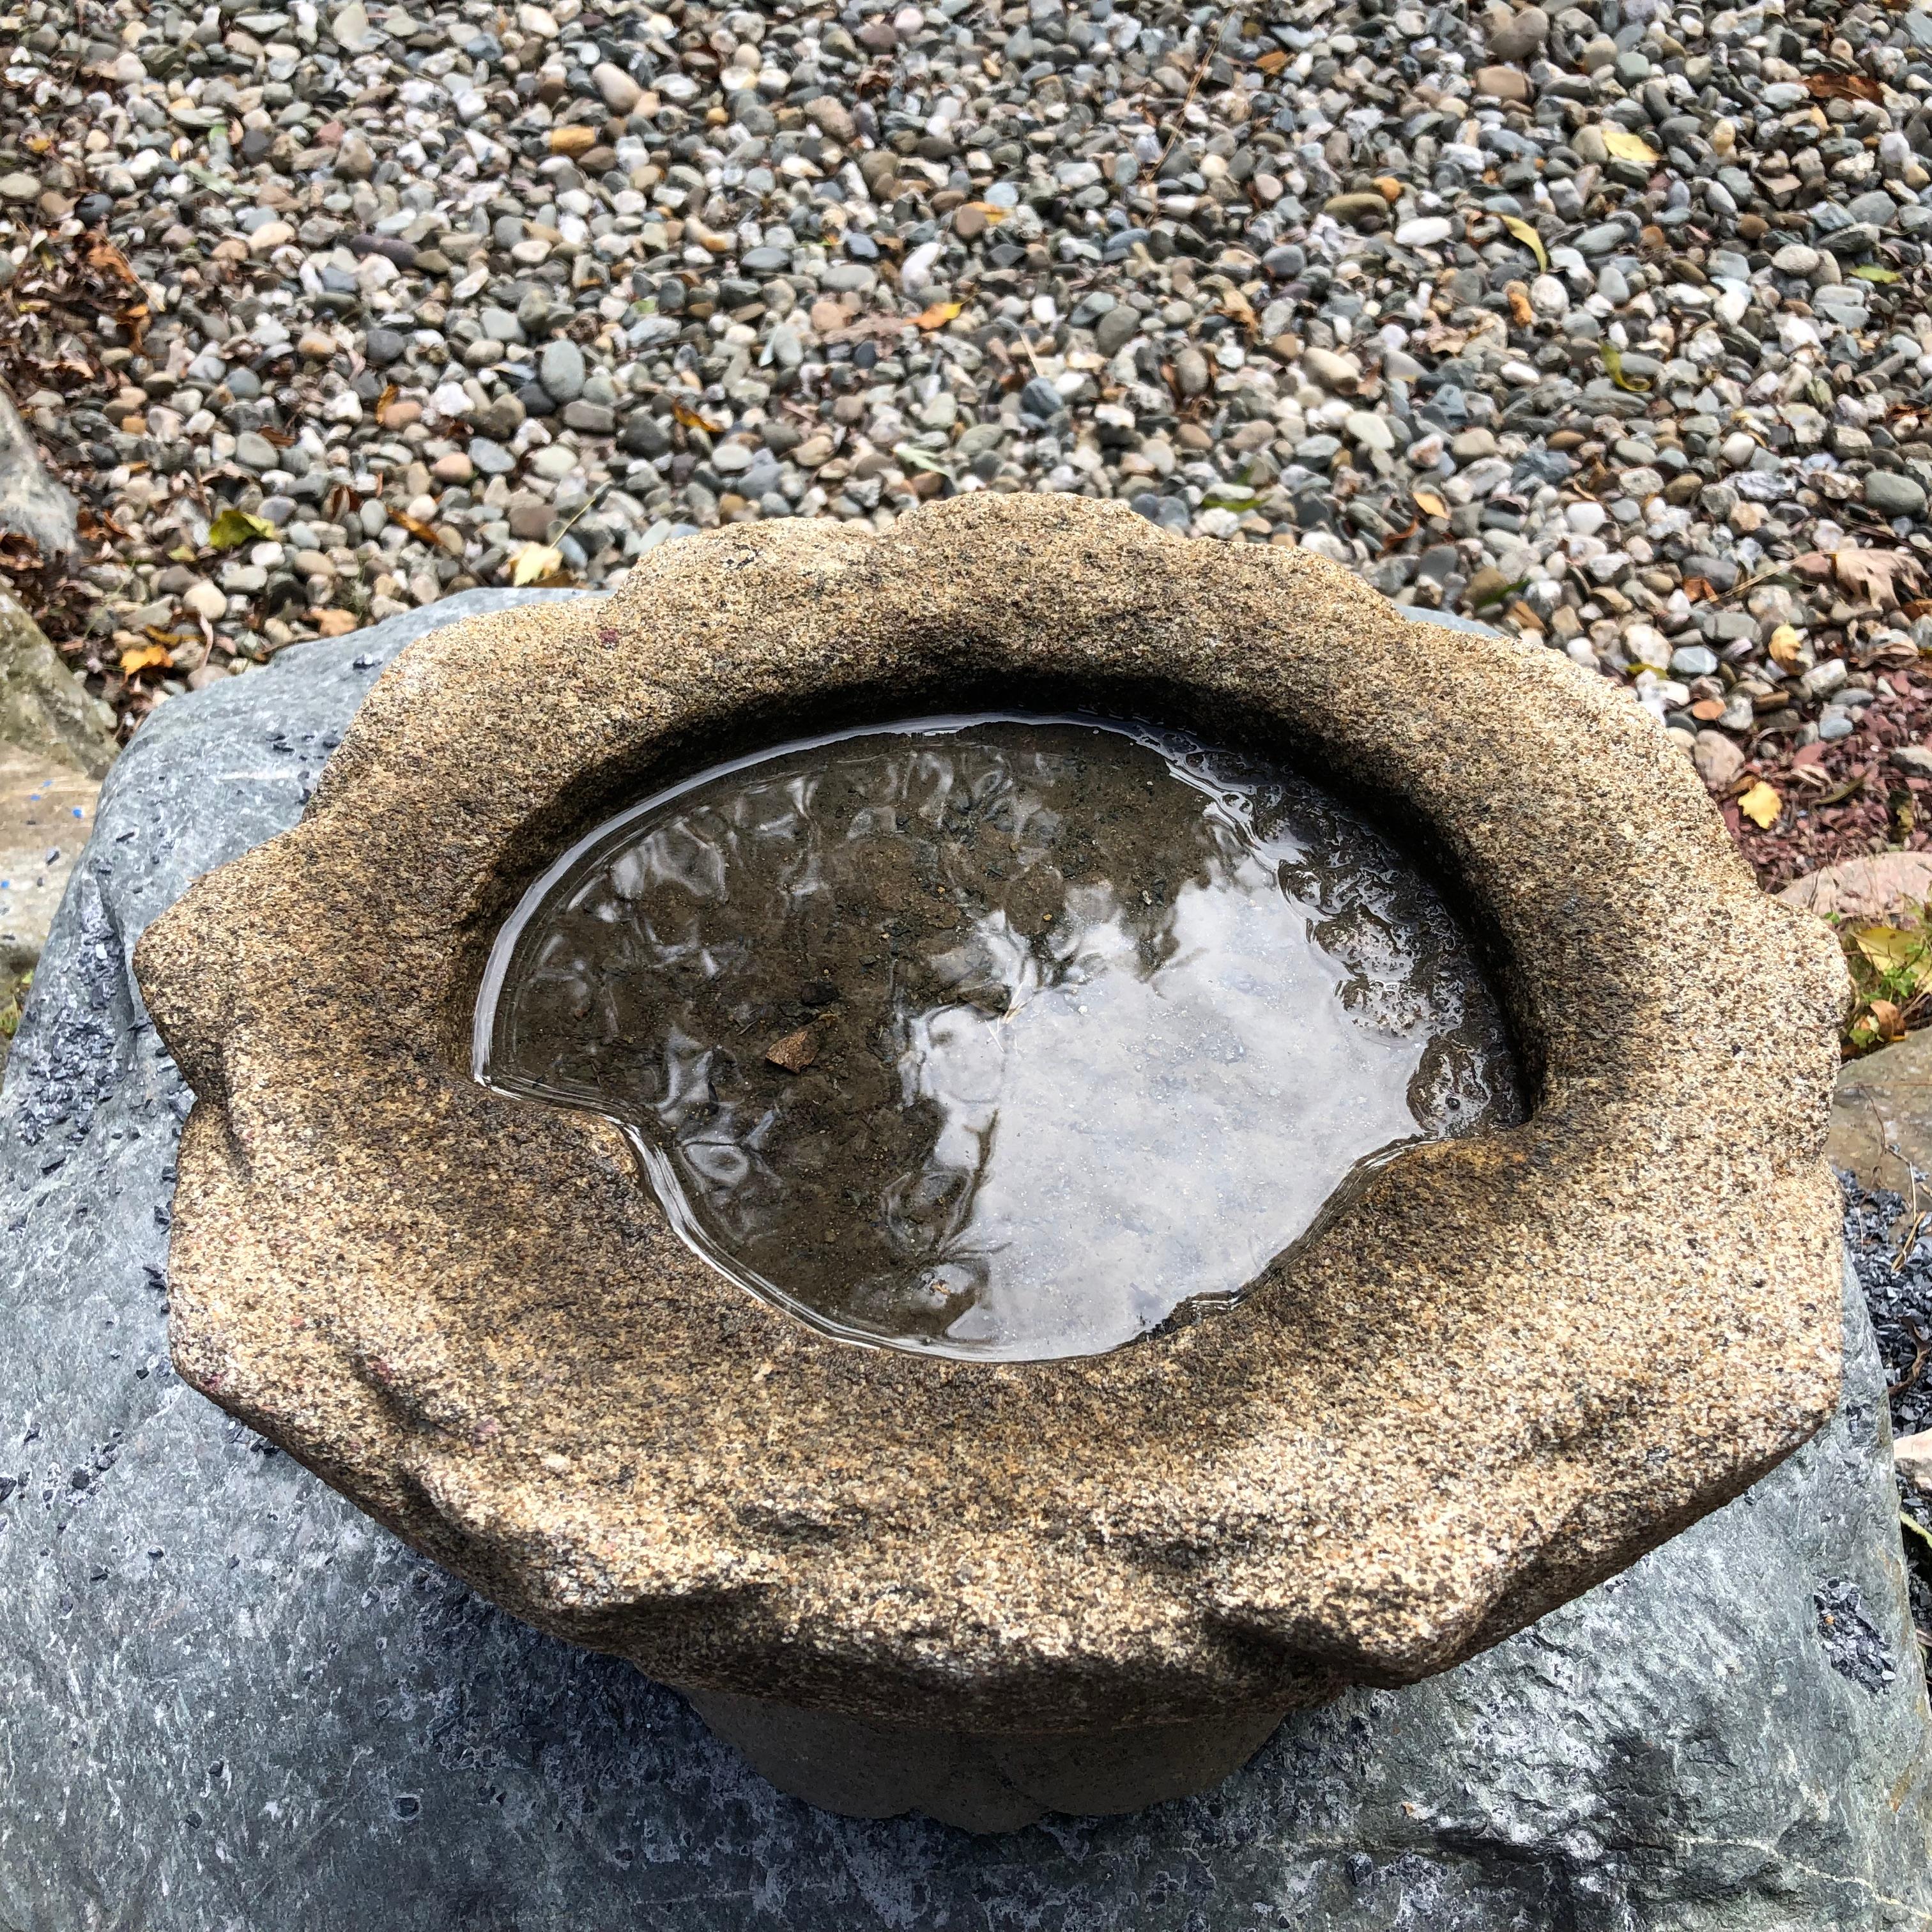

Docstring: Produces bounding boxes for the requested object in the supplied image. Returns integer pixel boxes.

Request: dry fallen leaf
[393,510,442,544]
[1853,926,1932,980]
[1868,997,1906,1043]
[119,643,172,676]
[671,399,725,434]
[1738,781,1782,829]
[1808,70,1880,103]
[1835,547,1924,610]
[510,542,564,586]
[206,507,275,549]
[1600,342,1650,393]
[1767,623,1804,670]
[765,1025,820,1073]
[1412,487,1448,519]
[1220,286,1259,335]
[914,300,963,331]
[1500,215,1547,271]
[1603,128,1658,166]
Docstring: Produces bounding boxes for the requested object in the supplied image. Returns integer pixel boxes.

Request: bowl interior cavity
[476,712,1522,1360]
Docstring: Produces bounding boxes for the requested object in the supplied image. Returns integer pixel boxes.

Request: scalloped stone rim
[132,495,1848,1738]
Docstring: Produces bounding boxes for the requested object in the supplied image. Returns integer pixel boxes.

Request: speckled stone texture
[128,496,1850,1738]
[4,586,1928,1926]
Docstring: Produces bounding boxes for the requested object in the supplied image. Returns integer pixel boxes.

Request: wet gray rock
[1867,471,1929,520]
[0,390,77,560]
[1484,4,1549,60]
[539,338,586,404]
[1,592,1929,1929]
[0,588,116,778]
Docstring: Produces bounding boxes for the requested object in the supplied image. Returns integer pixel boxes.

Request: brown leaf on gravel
[0,532,45,573]
[1835,548,1925,610]
[1220,285,1259,335]
[80,231,139,286]
[765,1025,820,1073]
[1809,70,1881,103]
[671,399,726,434]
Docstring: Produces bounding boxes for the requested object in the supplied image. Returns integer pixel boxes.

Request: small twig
[1892,1213,1929,1275]
[1889,1318,1932,1399]
[553,480,611,542]
[1709,562,1800,610]
[1154,0,1240,176]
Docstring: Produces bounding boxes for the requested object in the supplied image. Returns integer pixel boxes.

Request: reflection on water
[475,716,1522,1361]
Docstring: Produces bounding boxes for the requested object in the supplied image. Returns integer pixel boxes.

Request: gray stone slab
[3,587,1929,1929]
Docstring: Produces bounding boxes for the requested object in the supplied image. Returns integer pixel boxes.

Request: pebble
[539,341,587,406]
[1868,473,1929,519]
[0,0,1922,855]
[1694,732,1747,791]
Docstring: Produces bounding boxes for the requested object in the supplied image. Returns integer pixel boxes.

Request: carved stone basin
[133,496,1848,1827]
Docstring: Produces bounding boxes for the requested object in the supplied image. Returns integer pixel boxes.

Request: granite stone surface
[2,585,1929,1926]
[130,498,1850,1735]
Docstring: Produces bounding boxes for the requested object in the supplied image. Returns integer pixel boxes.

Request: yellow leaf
[119,643,172,676]
[1738,781,1781,829]
[671,399,725,434]
[207,507,275,549]
[1852,926,1930,975]
[1413,487,1448,519]
[1767,623,1803,670]
[1600,342,1650,393]
[1501,215,1547,271]
[1603,128,1657,165]
[914,300,963,332]
[510,542,564,586]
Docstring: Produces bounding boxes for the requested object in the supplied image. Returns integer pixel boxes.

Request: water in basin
[475,716,1521,1361]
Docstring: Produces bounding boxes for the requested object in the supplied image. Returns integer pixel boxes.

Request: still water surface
[476,716,1521,1360]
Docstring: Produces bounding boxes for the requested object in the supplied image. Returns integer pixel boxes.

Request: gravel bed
[4,0,1932,889]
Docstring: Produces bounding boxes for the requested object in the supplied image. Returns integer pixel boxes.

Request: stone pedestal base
[684,1687,1288,1830]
